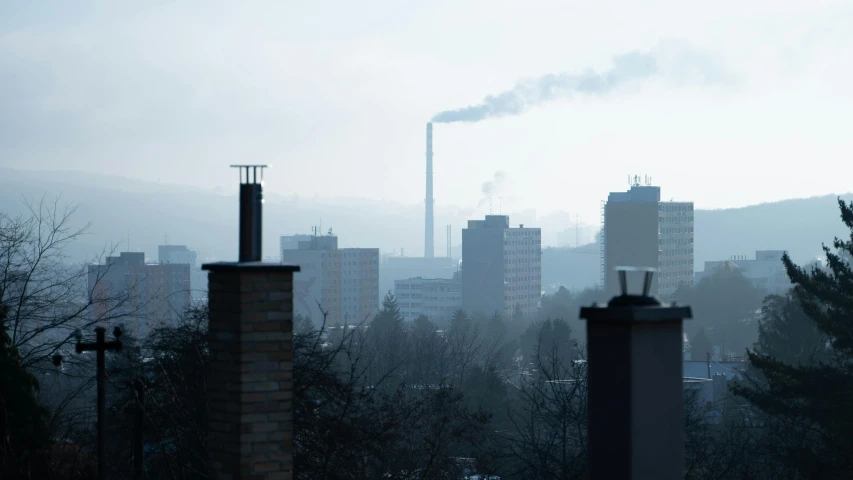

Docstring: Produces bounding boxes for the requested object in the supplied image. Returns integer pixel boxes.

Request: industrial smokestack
[230,165,267,262]
[425,123,434,258]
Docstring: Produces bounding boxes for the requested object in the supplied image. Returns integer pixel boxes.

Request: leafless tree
[499,342,588,479]
[0,196,141,370]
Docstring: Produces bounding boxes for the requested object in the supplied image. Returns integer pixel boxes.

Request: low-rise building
[695,250,791,294]
[394,277,461,325]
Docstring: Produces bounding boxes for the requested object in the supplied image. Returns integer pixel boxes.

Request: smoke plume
[432,40,730,124]
[478,171,507,208]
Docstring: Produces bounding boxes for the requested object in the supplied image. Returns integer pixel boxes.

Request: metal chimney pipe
[231,165,267,262]
[425,123,434,258]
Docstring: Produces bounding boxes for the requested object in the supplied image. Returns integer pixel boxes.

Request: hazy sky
[2,1,852,226]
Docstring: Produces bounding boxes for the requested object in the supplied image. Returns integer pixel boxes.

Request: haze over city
[3,0,853,226]
[4,2,853,479]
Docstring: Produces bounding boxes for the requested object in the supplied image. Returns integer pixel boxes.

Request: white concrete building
[280,233,379,325]
[394,277,461,325]
[658,202,694,297]
[695,250,791,294]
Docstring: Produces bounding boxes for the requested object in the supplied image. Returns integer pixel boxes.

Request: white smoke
[432,39,733,124]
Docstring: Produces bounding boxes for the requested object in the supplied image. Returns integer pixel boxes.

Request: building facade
[461,215,542,317]
[380,255,457,299]
[88,251,191,337]
[394,277,461,325]
[602,183,694,299]
[280,234,379,325]
[158,244,206,299]
[695,250,791,294]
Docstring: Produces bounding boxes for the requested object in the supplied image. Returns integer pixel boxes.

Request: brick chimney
[203,165,300,479]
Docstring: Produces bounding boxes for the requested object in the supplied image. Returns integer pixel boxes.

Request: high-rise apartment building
[280,234,379,325]
[158,244,206,298]
[394,277,461,325]
[158,245,198,266]
[461,215,542,317]
[88,252,191,337]
[280,234,337,254]
[601,182,694,299]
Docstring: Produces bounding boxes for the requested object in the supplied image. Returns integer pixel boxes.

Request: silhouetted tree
[0,294,52,478]
[733,198,853,478]
[691,327,713,361]
[368,292,407,386]
[675,265,766,355]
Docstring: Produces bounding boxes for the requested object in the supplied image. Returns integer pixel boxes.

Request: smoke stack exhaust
[425,123,434,258]
[231,165,267,262]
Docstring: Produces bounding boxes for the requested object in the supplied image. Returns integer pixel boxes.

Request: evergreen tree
[0,294,51,478]
[411,314,434,334]
[733,198,853,477]
[371,291,404,337]
[369,292,407,386]
[676,264,766,354]
[752,294,827,366]
[511,303,525,325]
[690,327,713,361]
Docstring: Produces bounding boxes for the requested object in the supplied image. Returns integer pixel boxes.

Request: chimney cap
[579,266,692,322]
[230,165,269,185]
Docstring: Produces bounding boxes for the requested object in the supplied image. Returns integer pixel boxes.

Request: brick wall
[203,262,300,480]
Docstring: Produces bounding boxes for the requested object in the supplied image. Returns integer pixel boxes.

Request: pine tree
[690,327,713,361]
[371,291,404,336]
[733,198,853,477]
[752,294,827,366]
[368,292,407,386]
[0,294,51,477]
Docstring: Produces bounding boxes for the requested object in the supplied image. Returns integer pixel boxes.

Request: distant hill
[0,168,848,290]
[694,195,853,267]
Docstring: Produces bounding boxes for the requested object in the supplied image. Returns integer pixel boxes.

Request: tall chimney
[203,166,299,479]
[425,123,434,258]
[231,165,267,262]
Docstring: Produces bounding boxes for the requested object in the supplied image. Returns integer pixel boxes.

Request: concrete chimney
[425,123,434,258]
[203,167,300,479]
[580,267,692,480]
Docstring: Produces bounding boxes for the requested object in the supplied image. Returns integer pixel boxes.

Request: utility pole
[76,327,123,480]
[133,378,145,480]
[707,351,712,379]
